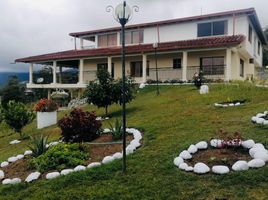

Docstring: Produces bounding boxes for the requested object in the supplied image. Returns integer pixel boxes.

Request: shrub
[34,98,58,112]
[3,101,35,138]
[112,77,135,105]
[58,108,102,143]
[28,134,49,157]
[28,143,88,172]
[0,104,4,123]
[108,118,123,140]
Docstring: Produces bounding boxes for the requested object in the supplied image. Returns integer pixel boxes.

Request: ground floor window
[200,57,224,75]
[240,59,244,77]
[97,63,108,71]
[173,58,182,69]
[130,61,149,77]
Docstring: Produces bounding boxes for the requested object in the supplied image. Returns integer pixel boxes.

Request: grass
[0,83,268,200]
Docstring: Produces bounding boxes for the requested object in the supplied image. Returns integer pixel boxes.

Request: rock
[130,140,141,148]
[179,150,192,160]
[46,172,60,180]
[232,161,249,171]
[264,111,268,115]
[87,162,101,168]
[103,128,111,133]
[212,165,230,174]
[0,170,4,180]
[235,102,241,106]
[2,179,12,185]
[185,166,194,172]
[113,152,123,160]
[179,163,188,170]
[199,85,209,94]
[139,83,146,89]
[173,157,184,167]
[256,113,266,118]
[242,140,255,149]
[214,103,221,107]
[74,165,86,171]
[133,131,142,140]
[193,162,210,174]
[126,145,135,155]
[25,172,41,182]
[24,150,33,156]
[7,156,18,163]
[61,169,74,175]
[102,156,114,164]
[248,159,266,168]
[9,140,21,145]
[229,103,234,106]
[256,118,265,124]
[210,139,222,148]
[253,143,265,149]
[251,116,258,122]
[263,120,268,125]
[16,154,24,160]
[187,145,198,154]
[253,151,268,162]
[0,162,9,168]
[195,141,208,150]
[9,178,21,184]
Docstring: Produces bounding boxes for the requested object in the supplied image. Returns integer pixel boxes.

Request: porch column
[29,63,33,84]
[182,51,188,81]
[79,59,84,84]
[142,54,147,83]
[52,61,57,84]
[225,48,232,81]
[108,57,112,74]
[47,89,51,100]
[80,38,84,49]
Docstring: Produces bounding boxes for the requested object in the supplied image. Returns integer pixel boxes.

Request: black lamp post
[107,1,138,172]
[153,43,159,95]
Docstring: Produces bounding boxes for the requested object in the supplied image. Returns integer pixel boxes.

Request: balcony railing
[187,65,226,81]
[147,67,182,82]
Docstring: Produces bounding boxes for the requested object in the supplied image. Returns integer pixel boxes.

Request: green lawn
[0,83,268,200]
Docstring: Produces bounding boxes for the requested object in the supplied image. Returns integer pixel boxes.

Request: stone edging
[251,111,268,125]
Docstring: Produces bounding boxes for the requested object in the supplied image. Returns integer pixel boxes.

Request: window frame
[121,30,144,45]
[248,25,252,43]
[240,59,244,77]
[97,33,118,48]
[200,56,225,75]
[197,20,227,37]
[173,58,182,69]
[130,61,143,77]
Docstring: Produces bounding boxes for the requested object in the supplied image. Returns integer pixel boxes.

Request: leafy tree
[1,75,25,107]
[112,77,135,105]
[3,101,35,138]
[85,69,114,116]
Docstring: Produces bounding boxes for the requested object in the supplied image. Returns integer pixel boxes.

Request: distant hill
[0,72,29,87]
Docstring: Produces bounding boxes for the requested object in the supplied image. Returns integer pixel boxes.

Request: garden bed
[214,99,247,107]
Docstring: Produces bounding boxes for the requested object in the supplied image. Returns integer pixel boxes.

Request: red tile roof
[15,35,245,63]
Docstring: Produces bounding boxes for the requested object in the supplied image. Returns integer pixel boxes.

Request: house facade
[16,8,266,95]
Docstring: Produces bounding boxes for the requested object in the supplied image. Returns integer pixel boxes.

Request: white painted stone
[210,139,223,148]
[187,145,198,154]
[251,116,258,122]
[179,150,192,159]
[256,113,266,118]
[185,166,194,172]
[139,83,146,89]
[173,157,184,167]
[25,172,41,182]
[263,120,268,125]
[130,140,141,148]
[248,159,266,168]
[2,179,11,185]
[126,145,135,155]
[242,140,255,149]
[232,161,249,171]
[103,128,111,133]
[264,111,268,115]
[253,143,265,149]
[74,165,86,171]
[102,156,114,164]
[253,151,268,162]
[7,156,18,163]
[193,162,210,174]
[46,172,60,180]
[249,147,265,158]
[9,140,21,145]
[179,163,188,170]
[113,152,123,160]
[212,165,230,174]
[235,102,240,106]
[24,150,33,156]
[0,170,4,180]
[0,162,9,168]
[9,178,21,184]
[61,169,74,175]
[229,103,234,106]
[195,141,208,150]
[16,154,24,160]
[87,162,101,168]
[256,118,265,124]
[199,85,209,94]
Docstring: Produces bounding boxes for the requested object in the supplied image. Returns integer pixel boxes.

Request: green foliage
[28,143,88,172]
[3,101,35,138]
[108,118,123,140]
[0,104,4,123]
[112,77,135,105]
[1,75,25,108]
[28,134,49,157]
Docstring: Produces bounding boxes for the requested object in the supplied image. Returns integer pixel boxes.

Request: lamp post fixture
[107,1,138,173]
[153,43,159,95]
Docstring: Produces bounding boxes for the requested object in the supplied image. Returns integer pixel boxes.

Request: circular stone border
[251,111,268,125]
[214,101,243,108]
[173,139,268,175]
[0,128,142,185]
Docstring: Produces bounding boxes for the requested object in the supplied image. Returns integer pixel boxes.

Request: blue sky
[0,0,268,72]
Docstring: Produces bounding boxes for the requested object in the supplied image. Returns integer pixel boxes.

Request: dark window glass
[258,41,261,55]
[130,61,142,77]
[240,59,244,77]
[213,21,226,35]
[146,61,150,76]
[97,63,108,71]
[121,30,144,44]
[200,57,224,75]
[111,63,114,78]
[173,58,182,69]
[248,25,252,43]
[198,23,212,37]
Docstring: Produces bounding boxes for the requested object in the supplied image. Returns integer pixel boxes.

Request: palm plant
[28,134,49,157]
[108,118,123,140]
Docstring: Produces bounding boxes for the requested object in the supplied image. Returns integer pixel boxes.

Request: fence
[187,65,226,81]
[147,67,182,82]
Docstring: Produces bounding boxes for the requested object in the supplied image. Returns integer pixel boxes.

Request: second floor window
[258,41,261,55]
[248,25,252,43]
[197,20,227,37]
[121,30,144,45]
[98,33,117,48]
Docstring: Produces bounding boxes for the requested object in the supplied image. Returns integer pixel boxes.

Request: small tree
[84,69,114,116]
[3,101,35,138]
[112,77,135,105]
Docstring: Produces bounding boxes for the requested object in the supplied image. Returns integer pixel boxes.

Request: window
[200,57,224,75]
[98,33,117,47]
[240,59,244,77]
[197,21,227,37]
[146,61,150,76]
[173,58,182,69]
[97,63,108,71]
[121,30,144,45]
[248,25,252,43]
[111,63,115,78]
[258,41,261,55]
[130,61,142,77]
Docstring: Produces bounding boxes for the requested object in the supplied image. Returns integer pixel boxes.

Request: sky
[1,0,268,72]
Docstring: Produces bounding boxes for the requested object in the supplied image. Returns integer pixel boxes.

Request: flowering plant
[34,99,58,112]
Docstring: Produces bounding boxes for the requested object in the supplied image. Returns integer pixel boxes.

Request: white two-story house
[16,7,266,96]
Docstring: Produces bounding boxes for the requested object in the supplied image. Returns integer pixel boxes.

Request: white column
[108,57,112,74]
[142,54,147,83]
[29,63,33,84]
[182,51,188,81]
[52,61,57,84]
[95,35,98,48]
[225,48,232,81]
[80,38,84,49]
[79,59,84,84]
